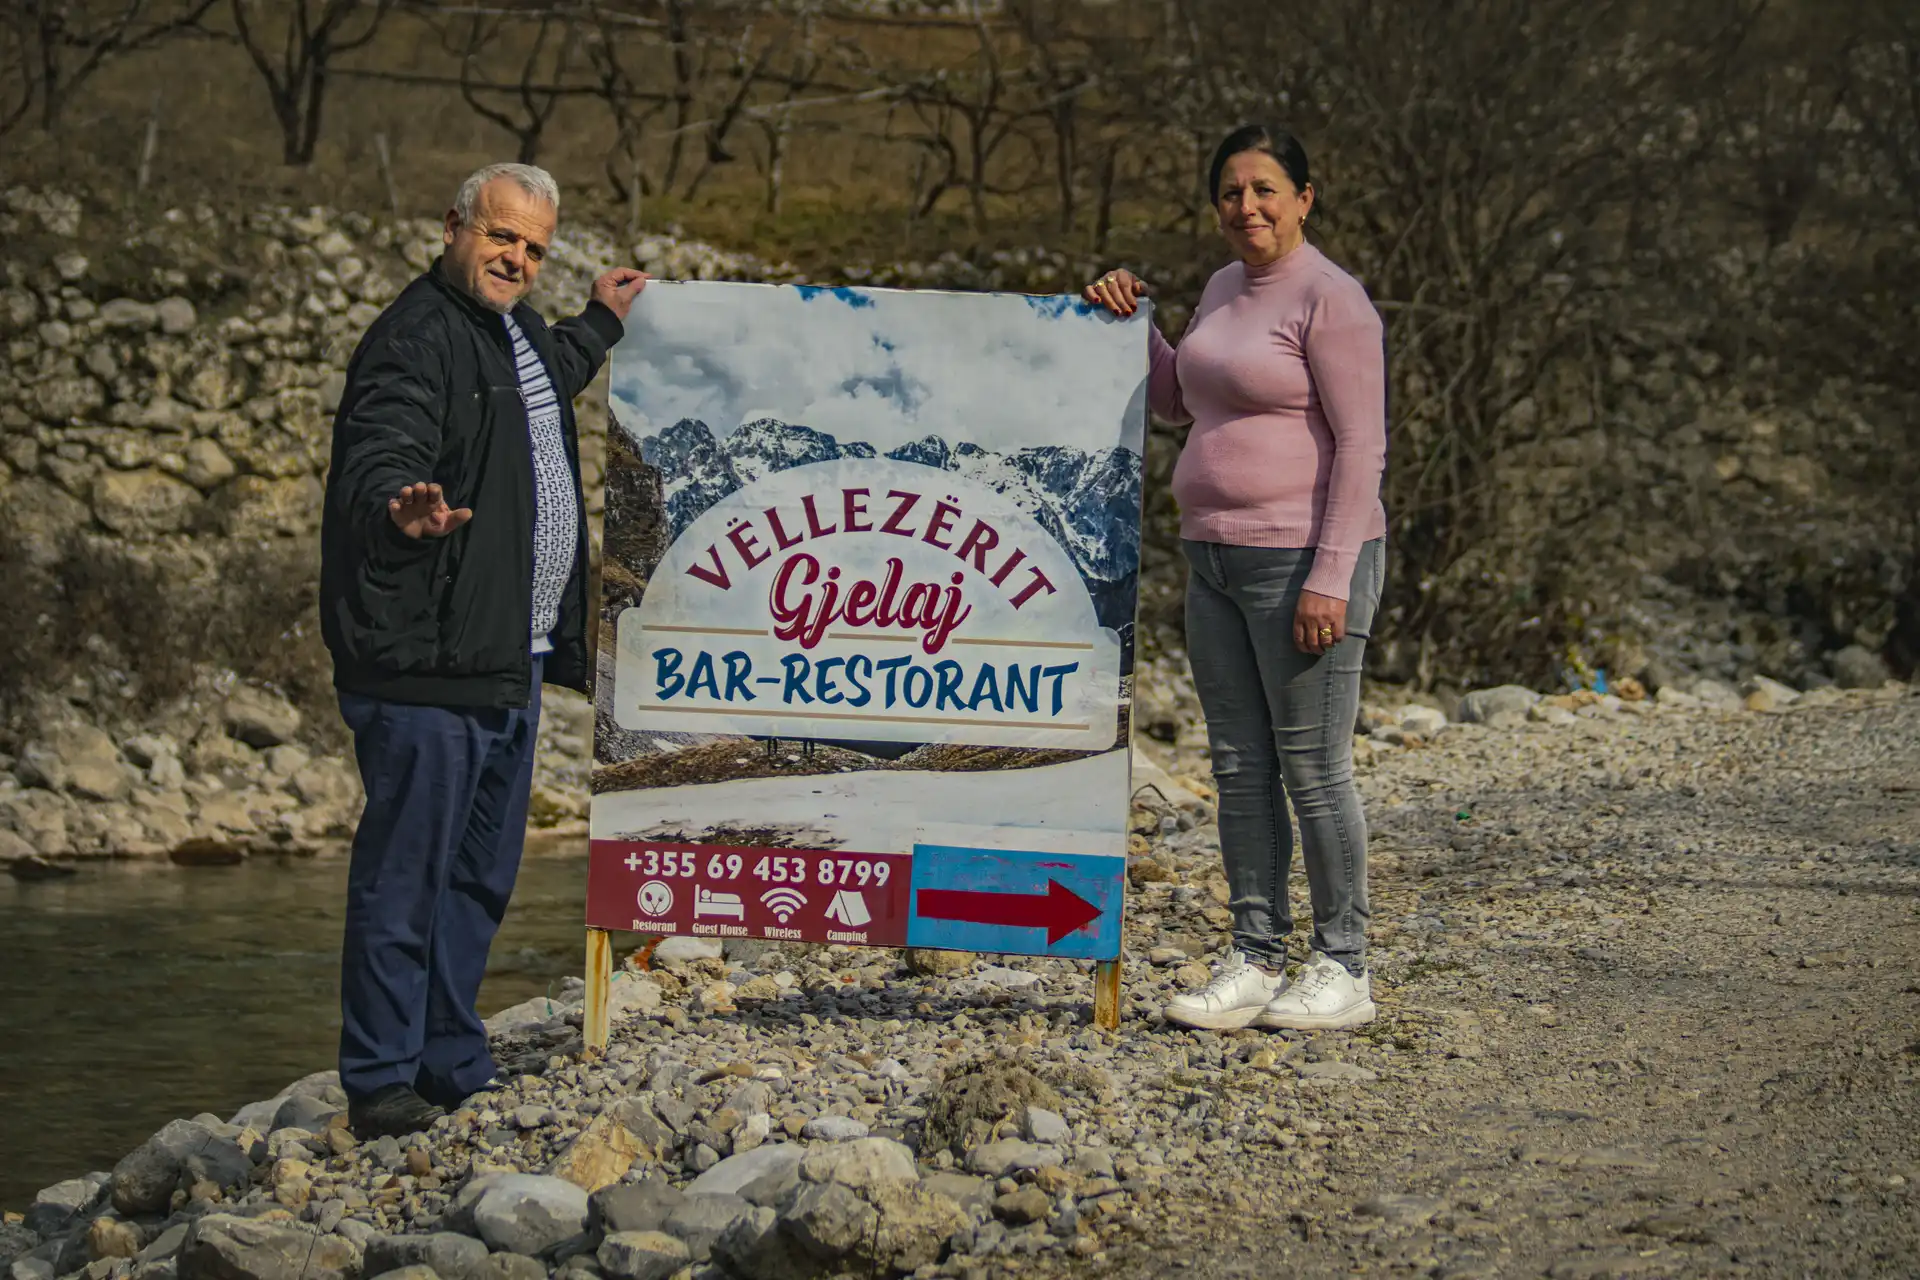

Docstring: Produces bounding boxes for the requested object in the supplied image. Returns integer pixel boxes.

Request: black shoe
[348,1084,446,1139]
[416,1073,505,1112]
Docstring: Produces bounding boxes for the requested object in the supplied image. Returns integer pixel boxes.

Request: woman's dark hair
[1207,124,1310,202]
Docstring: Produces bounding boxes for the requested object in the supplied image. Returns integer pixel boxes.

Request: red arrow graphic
[915,879,1102,946]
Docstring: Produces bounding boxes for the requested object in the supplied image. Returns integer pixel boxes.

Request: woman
[1086,124,1387,1031]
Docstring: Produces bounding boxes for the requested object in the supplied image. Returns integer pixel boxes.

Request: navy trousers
[336,660,542,1102]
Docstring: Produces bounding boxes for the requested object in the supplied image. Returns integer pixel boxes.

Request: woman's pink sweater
[1148,242,1388,601]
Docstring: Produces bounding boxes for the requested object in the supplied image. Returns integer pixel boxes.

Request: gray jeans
[1182,538,1385,976]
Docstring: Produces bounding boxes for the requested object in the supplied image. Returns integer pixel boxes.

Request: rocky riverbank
[7,673,1915,1280]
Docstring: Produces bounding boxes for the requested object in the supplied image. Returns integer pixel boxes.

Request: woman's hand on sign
[1083,268,1149,317]
[1293,589,1347,656]
[388,482,473,539]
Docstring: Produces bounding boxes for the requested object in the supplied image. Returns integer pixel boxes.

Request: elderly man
[319,162,646,1138]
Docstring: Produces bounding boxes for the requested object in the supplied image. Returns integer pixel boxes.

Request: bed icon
[693,887,746,920]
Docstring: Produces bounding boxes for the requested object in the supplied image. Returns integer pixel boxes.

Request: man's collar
[427,255,529,326]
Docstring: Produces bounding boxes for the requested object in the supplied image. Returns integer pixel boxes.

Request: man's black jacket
[319,258,624,708]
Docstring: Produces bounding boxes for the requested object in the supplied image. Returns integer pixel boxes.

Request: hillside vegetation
[1,0,1916,738]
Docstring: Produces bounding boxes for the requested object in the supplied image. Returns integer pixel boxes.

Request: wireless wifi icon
[760,887,808,923]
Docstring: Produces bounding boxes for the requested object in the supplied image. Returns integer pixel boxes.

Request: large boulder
[18,721,131,802]
[709,1207,814,1280]
[0,480,90,567]
[1831,644,1890,689]
[588,1178,685,1236]
[92,468,201,537]
[778,1183,875,1265]
[288,758,359,808]
[30,375,105,424]
[0,788,72,856]
[595,1232,688,1280]
[224,686,302,749]
[661,1193,754,1262]
[796,1138,916,1193]
[544,1101,662,1193]
[180,439,238,491]
[470,1174,590,1256]
[179,1214,359,1280]
[213,475,323,537]
[362,1233,489,1280]
[111,1119,251,1214]
[25,1174,109,1238]
[866,1182,971,1273]
[685,1143,803,1201]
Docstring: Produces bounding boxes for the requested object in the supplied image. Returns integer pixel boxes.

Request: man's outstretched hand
[388,482,473,539]
[592,268,650,321]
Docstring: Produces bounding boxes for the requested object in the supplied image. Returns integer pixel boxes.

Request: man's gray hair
[452,163,560,223]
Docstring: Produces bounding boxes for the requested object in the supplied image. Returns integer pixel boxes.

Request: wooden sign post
[581,283,1148,1049]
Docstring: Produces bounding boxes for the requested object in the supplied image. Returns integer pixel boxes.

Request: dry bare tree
[0,7,34,135]
[12,0,218,133]
[230,0,396,164]
[582,2,674,205]
[850,3,1050,230]
[440,5,585,165]
[748,7,823,212]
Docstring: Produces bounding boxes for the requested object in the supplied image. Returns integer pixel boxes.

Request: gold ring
[1318,627,1334,636]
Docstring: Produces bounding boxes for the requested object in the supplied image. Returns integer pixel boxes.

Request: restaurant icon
[636,880,673,918]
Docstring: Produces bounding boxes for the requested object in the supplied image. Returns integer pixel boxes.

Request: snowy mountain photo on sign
[605,280,1150,645]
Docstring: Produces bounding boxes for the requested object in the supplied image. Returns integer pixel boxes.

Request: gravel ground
[1094,681,1920,1280]
[8,681,1916,1280]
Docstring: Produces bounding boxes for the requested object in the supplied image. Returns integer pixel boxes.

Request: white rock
[1688,677,1743,710]
[1742,674,1800,708]
[596,1231,689,1280]
[99,298,159,330]
[1455,685,1539,723]
[1023,1107,1069,1144]
[651,937,723,966]
[686,1143,802,1198]
[798,1137,918,1191]
[608,973,664,1020]
[801,1115,869,1142]
[155,297,197,334]
[471,1174,590,1255]
[1398,705,1448,736]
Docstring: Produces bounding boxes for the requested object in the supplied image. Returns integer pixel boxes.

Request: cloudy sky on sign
[606,282,1149,455]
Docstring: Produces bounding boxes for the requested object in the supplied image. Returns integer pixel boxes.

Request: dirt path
[1091,689,1920,1280]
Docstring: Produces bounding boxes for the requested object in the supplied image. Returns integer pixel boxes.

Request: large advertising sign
[585,283,1146,964]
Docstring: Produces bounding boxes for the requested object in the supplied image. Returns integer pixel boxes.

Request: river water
[0,853,592,1212]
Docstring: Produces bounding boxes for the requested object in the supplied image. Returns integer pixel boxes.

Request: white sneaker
[1254,952,1375,1030]
[1163,953,1289,1030]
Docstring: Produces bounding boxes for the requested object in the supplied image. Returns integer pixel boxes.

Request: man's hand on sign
[388,482,473,539]
[1083,268,1149,317]
[593,268,650,321]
